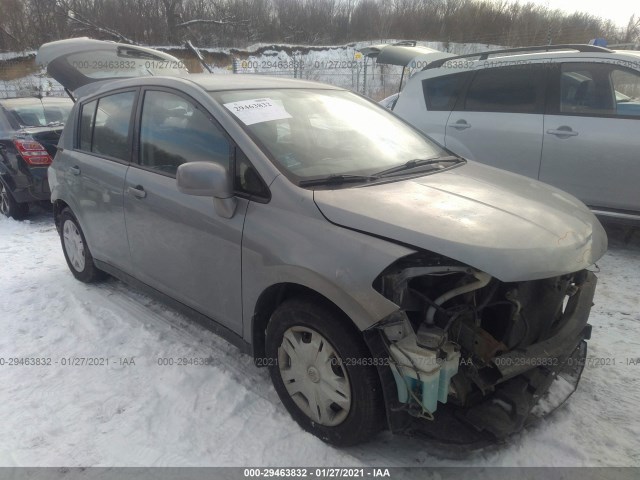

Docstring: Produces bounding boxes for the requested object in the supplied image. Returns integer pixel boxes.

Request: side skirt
[94,260,252,356]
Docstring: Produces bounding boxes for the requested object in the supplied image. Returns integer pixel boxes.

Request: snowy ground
[0,210,639,467]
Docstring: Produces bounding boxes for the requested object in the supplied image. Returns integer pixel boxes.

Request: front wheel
[266,298,385,446]
[59,208,106,283]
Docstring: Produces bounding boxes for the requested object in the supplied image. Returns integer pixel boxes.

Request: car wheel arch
[251,282,368,366]
[52,199,71,231]
[53,201,93,253]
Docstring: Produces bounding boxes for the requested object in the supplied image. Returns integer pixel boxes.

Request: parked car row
[28,38,610,449]
[382,43,640,223]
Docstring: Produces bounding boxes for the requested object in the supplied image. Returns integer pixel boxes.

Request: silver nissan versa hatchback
[39,39,607,448]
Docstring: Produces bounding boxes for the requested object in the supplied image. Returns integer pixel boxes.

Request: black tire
[266,297,385,446]
[0,182,29,219]
[58,208,106,283]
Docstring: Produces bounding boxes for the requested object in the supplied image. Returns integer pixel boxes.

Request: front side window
[463,65,542,113]
[139,90,230,176]
[557,63,640,117]
[211,89,448,184]
[559,63,616,115]
[78,91,136,161]
[611,68,640,117]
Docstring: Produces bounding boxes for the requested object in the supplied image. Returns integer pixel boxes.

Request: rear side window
[139,90,231,176]
[463,65,542,113]
[79,100,97,151]
[422,72,469,111]
[77,91,136,161]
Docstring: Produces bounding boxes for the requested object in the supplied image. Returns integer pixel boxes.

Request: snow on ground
[0,211,639,467]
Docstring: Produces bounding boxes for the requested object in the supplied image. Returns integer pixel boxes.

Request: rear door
[540,62,640,212]
[406,71,470,145]
[60,89,138,271]
[445,64,546,179]
[123,88,248,332]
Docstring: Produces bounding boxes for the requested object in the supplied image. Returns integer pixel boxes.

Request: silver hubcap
[63,219,86,272]
[278,326,351,426]
[0,185,9,216]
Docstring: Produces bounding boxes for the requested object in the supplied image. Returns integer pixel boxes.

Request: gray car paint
[314,161,606,282]
[50,138,133,272]
[46,47,607,343]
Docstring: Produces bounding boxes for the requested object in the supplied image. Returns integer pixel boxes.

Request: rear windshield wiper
[374,156,462,177]
[298,174,378,187]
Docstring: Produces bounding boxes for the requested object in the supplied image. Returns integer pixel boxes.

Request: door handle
[449,120,471,130]
[69,166,81,175]
[546,127,578,137]
[127,185,147,199]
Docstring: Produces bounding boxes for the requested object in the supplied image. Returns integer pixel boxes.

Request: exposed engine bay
[369,252,596,446]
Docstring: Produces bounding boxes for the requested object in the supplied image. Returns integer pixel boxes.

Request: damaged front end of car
[364,251,596,449]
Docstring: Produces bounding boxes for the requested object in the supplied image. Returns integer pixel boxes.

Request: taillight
[13,138,53,166]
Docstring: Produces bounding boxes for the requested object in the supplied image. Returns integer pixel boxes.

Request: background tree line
[1,0,638,52]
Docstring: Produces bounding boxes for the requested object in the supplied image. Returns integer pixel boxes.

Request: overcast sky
[505,0,638,28]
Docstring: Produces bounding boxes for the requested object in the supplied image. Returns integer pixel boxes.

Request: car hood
[313,162,607,282]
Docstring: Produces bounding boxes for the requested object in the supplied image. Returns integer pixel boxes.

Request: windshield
[8,102,72,128]
[210,89,448,183]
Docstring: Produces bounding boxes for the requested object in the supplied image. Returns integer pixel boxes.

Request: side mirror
[176,162,237,218]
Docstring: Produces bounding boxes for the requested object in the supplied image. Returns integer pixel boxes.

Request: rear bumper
[8,166,50,203]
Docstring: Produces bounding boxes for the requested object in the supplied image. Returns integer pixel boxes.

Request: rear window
[0,110,10,131]
[7,102,72,127]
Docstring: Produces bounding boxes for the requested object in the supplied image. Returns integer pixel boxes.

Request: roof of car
[612,49,640,58]
[0,96,72,107]
[423,45,640,71]
[73,73,345,100]
[186,73,344,92]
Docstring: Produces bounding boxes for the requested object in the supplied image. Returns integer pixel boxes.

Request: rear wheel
[266,297,385,446]
[59,208,106,283]
[0,182,29,219]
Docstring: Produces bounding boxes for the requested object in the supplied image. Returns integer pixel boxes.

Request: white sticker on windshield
[223,98,292,125]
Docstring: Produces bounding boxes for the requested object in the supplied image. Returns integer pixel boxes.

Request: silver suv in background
[389,44,640,223]
[39,38,607,449]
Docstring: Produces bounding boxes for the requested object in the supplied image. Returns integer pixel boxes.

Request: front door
[124,89,247,332]
[540,62,640,212]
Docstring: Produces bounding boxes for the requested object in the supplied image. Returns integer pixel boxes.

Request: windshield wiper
[298,174,378,187]
[374,156,462,177]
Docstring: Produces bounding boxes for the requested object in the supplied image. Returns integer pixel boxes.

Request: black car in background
[0,96,72,219]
